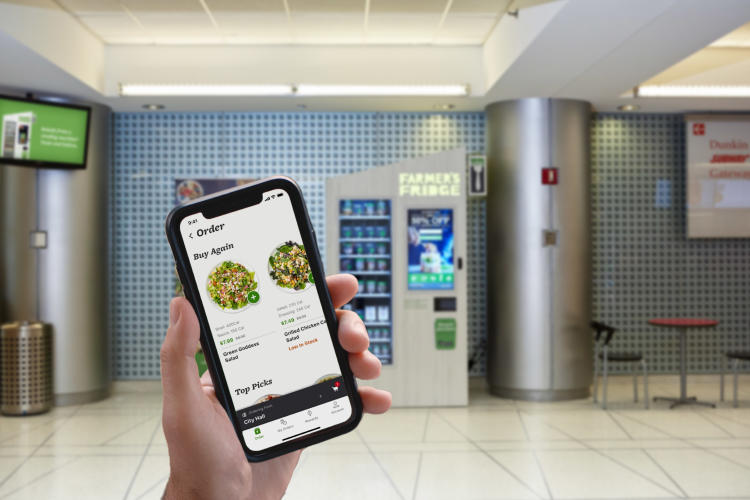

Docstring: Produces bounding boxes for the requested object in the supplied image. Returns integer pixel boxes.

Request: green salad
[268,241,314,291]
[207,261,257,310]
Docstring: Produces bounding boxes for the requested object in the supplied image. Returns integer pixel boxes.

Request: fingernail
[169,301,181,326]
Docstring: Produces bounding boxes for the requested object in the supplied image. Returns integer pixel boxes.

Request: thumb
[160,297,203,409]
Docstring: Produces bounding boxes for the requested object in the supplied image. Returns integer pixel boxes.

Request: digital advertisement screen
[407,208,454,290]
[686,117,750,238]
[180,189,351,451]
[0,95,90,168]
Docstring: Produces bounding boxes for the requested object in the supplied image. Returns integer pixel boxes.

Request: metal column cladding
[37,102,111,405]
[485,98,592,401]
[1,101,112,405]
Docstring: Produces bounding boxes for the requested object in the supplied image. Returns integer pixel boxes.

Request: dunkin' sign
[686,116,750,238]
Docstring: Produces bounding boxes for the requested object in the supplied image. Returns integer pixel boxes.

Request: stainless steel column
[485,98,592,401]
[0,166,37,323]
[38,101,111,405]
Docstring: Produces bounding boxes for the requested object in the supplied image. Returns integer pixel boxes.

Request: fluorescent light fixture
[295,84,469,96]
[617,104,640,111]
[120,84,294,96]
[638,85,750,97]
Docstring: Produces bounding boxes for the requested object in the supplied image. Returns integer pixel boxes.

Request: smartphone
[165,176,363,461]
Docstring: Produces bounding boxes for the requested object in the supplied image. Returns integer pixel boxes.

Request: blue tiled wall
[112,111,750,379]
[113,112,485,378]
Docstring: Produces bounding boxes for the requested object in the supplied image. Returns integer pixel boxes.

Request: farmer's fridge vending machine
[326,148,468,407]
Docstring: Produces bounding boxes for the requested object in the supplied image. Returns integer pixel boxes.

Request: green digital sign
[0,95,90,168]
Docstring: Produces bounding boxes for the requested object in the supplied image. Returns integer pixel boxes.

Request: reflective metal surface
[485,98,592,400]
[38,102,111,405]
[0,321,53,415]
[0,166,37,323]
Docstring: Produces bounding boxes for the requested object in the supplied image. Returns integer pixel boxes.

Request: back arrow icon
[189,233,193,239]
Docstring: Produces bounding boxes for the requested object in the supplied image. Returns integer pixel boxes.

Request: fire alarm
[542,167,558,185]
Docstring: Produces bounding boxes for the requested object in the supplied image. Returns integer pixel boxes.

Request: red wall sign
[542,167,558,185]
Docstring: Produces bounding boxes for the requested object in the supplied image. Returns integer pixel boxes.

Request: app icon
[254,428,261,435]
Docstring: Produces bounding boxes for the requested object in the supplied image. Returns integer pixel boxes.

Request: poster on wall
[686,116,750,238]
[174,178,255,205]
[407,208,454,290]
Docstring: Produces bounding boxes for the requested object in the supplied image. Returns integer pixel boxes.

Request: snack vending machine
[326,148,468,407]
[1,112,34,159]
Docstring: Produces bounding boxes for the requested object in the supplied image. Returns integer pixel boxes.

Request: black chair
[720,351,750,408]
[591,321,649,409]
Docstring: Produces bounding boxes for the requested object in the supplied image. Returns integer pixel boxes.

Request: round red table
[648,318,719,409]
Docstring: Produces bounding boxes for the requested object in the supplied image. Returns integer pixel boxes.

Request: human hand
[160,274,391,500]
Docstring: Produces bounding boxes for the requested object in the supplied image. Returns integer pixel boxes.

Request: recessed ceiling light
[121,84,294,96]
[617,104,640,111]
[638,85,750,97]
[295,84,469,97]
[433,104,456,111]
[142,104,165,110]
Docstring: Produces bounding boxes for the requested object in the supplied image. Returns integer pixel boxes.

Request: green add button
[434,318,456,350]
[248,291,260,304]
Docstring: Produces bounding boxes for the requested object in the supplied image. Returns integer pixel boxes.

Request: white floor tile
[535,450,676,499]
[434,408,528,441]
[648,448,750,497]
[488,451,550,499]
[601,449,684,497]
[125,455,170,500]
[622,410,732,439]
[414,451,537,500]
[0,456,76,497]
[2,376,750,499]
[44,414,161,446]
[608,412,672,439]
[284,452,401,500]
[1,456,140,499]
[521,411,630,441]
[422,412,470,442]
[358,409,428,443]
[375,452,421,499]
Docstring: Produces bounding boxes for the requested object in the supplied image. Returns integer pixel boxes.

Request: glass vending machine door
[338,199,393,365]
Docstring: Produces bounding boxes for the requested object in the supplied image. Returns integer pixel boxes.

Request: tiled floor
[1,375,750,499]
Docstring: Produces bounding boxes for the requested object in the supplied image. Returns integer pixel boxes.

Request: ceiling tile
[101,35,154,44]
[56,0,123,15]
[77,13,144,37]
[450,0,509,15]
[291,14,364,43]
[214,13,292,42]
[148,35,227,44]
[134,12,216,31]
[204,0,285,13]
[288,0,365,13]
[366,13,441,44]
[120,0,203,13]
[435,14,495,44]
[370,0,447,14]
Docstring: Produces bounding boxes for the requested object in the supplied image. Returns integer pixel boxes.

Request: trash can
[0,321,53,415]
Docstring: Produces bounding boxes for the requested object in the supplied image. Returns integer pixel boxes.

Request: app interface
[180,189,351,451]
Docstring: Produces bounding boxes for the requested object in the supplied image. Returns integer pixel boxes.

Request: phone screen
[179,188,352,451]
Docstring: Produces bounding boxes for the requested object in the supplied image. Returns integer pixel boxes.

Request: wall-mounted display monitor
[0,94,90,169]
[407,208,454,290]
[687,115,750,238]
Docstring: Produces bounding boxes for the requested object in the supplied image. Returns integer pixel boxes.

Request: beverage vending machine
[326,148,468,407]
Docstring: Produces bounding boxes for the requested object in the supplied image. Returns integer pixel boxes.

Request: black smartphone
[165,176,363,461]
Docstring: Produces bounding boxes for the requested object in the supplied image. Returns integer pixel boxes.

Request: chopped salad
[269,241,313,291]
[207,261,257,310]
